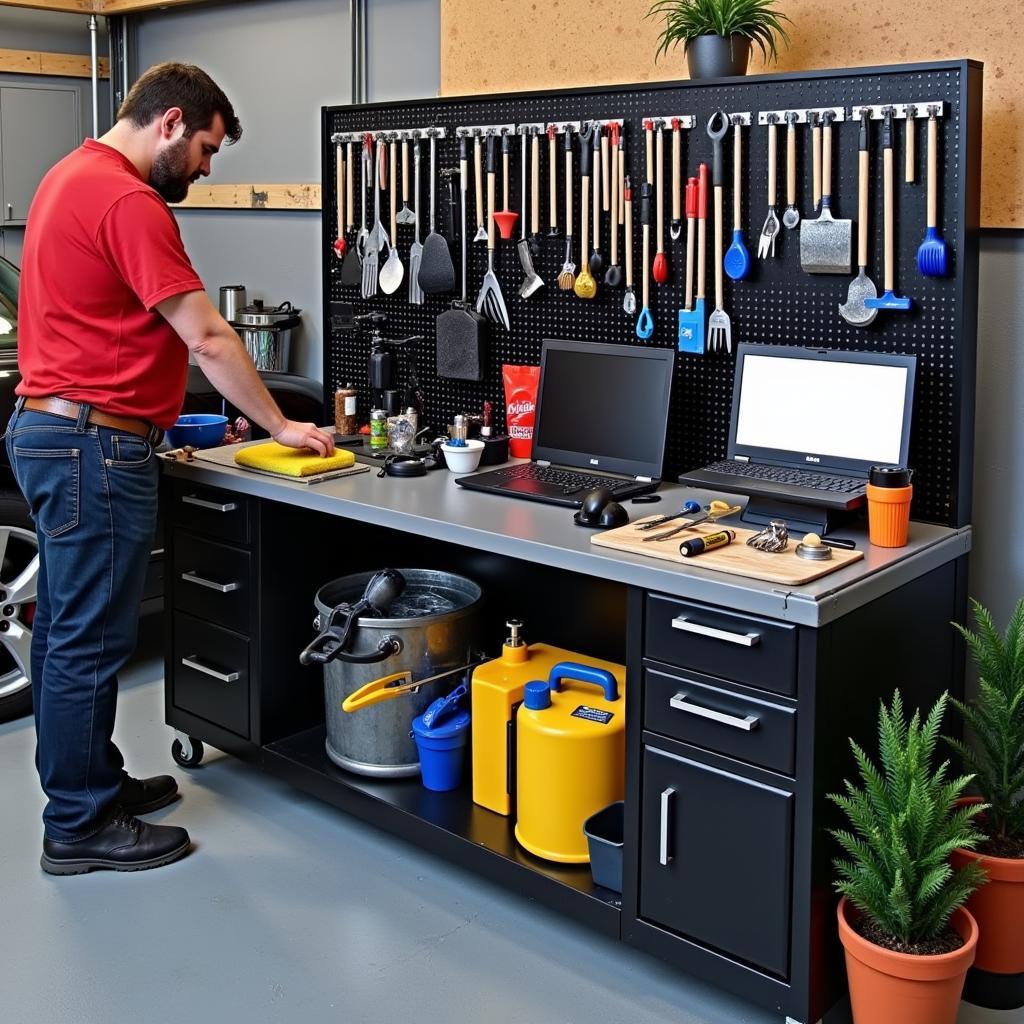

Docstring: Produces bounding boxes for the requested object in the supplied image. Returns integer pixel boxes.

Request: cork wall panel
[440,0,1020,227]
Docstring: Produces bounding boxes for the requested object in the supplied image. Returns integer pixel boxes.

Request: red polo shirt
[16,138,204,429]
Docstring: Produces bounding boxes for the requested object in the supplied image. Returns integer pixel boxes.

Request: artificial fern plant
[647,0,792,64]
[949,597,1024,846]
[828,691,987,945]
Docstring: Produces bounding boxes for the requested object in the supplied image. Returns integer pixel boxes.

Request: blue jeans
[6,401,158,841]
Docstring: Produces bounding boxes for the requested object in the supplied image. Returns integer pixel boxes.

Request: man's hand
[272,421,336,457]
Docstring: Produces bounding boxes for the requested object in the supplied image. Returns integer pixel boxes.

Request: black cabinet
[639,746,793,978]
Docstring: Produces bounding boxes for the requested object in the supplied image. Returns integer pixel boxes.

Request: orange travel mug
[866,466,913,547]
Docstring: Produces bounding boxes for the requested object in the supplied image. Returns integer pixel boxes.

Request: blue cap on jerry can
[523,680,552,710]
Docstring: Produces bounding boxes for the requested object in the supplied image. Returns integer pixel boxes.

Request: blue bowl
[164,414,228,449]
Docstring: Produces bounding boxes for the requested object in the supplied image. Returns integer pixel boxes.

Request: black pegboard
[321,60,982,528]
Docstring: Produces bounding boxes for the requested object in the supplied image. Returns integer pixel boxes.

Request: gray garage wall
[133,0,441,381]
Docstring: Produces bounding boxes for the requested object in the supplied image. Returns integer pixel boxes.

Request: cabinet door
[1,86,79,224]
[639,746,793,978]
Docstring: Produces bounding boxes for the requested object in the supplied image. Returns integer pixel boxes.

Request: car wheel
[0,493,37,724]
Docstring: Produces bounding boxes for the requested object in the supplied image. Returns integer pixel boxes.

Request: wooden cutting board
[591,518,863,586]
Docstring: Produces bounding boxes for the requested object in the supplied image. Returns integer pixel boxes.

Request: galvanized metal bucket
[304,569,482,778]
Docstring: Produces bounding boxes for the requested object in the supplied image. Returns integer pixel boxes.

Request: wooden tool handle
[593,154,600,249]
[685,216,695,310]
[625,191,633,287]
[503,150,510,210]
[645,122,653,184]
[655,127,664,248]
[549,132,557,230]
[401,139,409,202]
[697,216,706,301]
[905,116,915,183]
[581,176,589,262]
[927,115,937,228]
[714,186,724,306]
[474,136,484,228]
[672,125,681,224]
[787,123,796,207]
[767,123,777,207]
[488,163,496,250]
[733,123,742,230]
[858,148,869,266]
[601,132,610,211]
[565,148,573,237]
[642,224,649,309]
[883,145,894,292]
[531,134,541,235]
[346,141,355,231]
[618,149,626,224]
[389,139,397,237]
[342,142,350,237]
[610,146,619,263]
[812,122,822,209]
[822,121,832,199]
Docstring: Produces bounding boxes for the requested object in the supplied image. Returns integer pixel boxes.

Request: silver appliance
[231,298,301,372]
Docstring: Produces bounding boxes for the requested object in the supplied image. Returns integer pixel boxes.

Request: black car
[0,254,325,722]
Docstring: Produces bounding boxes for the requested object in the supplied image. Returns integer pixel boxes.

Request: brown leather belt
[22,397,162,444]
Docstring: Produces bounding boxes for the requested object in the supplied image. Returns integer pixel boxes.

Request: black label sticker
[571,705,614,725]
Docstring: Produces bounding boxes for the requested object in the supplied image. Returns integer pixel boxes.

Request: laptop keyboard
[486,463,632,495]
[704,460,865,494]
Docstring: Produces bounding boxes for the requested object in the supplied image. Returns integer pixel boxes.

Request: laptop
[457,339,675,508]
[678,344,916,526]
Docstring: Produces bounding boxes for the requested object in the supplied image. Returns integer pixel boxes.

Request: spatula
[838,112,878,326]
[378,136,404,294]
[517,128,544,299]
[407,137,425,305]
[475,133,510,330]
[799,112,851,274]
[340,142,364,288]
[417,130,455,296]
[916,106,948,277]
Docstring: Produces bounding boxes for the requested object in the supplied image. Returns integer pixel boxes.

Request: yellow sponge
[234,441,355,477]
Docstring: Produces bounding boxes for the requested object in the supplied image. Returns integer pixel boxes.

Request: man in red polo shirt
[7,62,334,875]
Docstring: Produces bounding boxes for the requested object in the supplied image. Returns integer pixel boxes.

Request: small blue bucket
[411,684,470,792]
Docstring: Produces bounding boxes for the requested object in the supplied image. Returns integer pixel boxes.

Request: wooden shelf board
[0,47,110,78]
[172,183,322,211]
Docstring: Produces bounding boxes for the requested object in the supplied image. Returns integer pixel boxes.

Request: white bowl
[441,439,485,473]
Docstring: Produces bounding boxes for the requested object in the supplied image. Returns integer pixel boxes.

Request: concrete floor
[0,621,1005,1024]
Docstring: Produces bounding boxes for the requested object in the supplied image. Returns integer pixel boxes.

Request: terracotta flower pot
[837,897,977,1024]
[952,797,1024,1008]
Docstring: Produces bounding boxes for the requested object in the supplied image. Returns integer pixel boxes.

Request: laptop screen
[728,345,916,475]
[532,340,675,479]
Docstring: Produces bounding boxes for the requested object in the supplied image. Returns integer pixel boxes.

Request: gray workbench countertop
[161,454,971,628]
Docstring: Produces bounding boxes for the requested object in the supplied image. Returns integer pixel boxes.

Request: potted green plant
[948,598,1024,1010]
[828,691,987,1024]
[647,0,791,80]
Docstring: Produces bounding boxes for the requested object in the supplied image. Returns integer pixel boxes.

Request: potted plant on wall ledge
[948,598,1024,1010]
[828,691,987,1024]
[647,0,791,80]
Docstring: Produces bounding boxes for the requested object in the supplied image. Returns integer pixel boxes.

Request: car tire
[0,491,37,723]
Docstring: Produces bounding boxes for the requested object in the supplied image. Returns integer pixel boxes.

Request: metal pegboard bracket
[517,121,547,135]
[642,114,696,128]
[545,120,582,135]
[727,112,753,126]
[456,123,517,138]
[759,107,845,125]
[851,101,945,120]
[331,127,447,144]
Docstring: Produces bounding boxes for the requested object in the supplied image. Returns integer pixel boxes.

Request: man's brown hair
[118,62,242,143]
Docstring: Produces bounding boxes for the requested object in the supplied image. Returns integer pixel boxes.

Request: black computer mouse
[574,487,629,529]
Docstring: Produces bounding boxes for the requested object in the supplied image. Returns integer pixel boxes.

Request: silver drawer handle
[181,570,240,593]
[182,494,237,513]
[181,655,239,683]
[659,787,676,866]
[670,693,760,732]
[671,615,760,647]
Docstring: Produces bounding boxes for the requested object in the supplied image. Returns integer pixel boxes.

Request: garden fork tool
[706,110,731,353]
[475,133,511,330]
[362,136,386,298]
[756,114,780,259]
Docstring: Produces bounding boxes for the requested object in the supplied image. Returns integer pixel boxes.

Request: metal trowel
[839,111,878,326]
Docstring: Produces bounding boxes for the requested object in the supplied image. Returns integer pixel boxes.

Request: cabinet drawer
[172,613,249,738]
[173,481,250,543]
[172,532,251,634]
[640,746,793,978]
[645,594,797,697]
[644,667,796,776]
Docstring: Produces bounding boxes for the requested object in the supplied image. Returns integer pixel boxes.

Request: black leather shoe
[41,808,191,875]
[120,771,178,815]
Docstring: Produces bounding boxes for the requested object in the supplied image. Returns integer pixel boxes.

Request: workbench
[160,456,970,1024]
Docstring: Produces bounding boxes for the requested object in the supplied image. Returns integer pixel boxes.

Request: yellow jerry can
[470,622,624,817]
[514,661,626,864]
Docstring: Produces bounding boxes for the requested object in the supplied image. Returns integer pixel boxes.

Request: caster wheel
[171,737,204,768]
